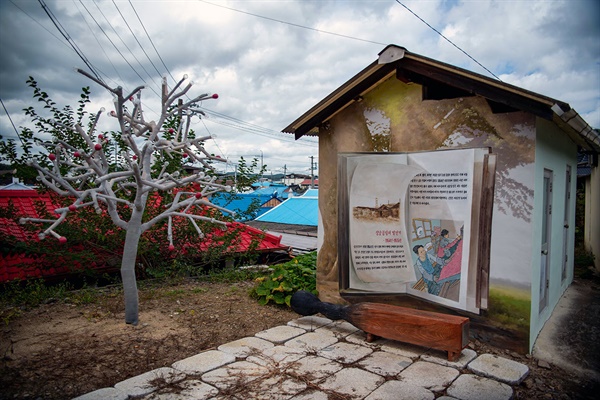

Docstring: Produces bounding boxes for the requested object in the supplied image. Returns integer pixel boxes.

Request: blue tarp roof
[255,190,318,226]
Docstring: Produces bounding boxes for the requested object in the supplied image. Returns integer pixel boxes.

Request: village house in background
[284,44,600,353]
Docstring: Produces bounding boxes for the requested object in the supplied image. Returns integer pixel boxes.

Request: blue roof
[255,190,318,226]
[253,185,289,198]
[210,193,278,222]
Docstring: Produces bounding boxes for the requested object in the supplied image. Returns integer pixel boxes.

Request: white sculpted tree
[19,70,232,324]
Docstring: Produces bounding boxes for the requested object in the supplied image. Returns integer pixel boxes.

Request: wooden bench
[291,291,469,361]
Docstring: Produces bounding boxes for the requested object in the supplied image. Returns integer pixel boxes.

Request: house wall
[317,76,564,351]
[530,118,577,347]
[585,164,600,271]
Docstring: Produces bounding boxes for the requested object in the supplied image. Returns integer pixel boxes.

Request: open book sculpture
[291,290,469,361]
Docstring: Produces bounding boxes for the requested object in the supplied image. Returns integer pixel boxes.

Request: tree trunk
[121,208,144,325]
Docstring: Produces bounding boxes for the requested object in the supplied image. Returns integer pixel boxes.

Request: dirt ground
[1,277,599,400]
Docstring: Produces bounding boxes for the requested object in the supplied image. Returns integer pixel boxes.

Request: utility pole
[310,156,315,189]
[283,164,287,185]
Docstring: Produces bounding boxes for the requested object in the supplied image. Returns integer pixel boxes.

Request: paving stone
[285,330,339,351]
[217,336,274,358]
[145,379,218,400]
[421,348,477,369]
[399,361,459,389]
[364,380,435,400]
[346,332,387,350]
[358,350,413,377]
[238,375,308,400]
[200,360,269,390]
[289,389,330,400]
[288,315,332,331]
[287,355,344,383]
[380,340,428,358]
[113,367,186,397]
[172,350,235,374]
[318,341,373,363]
[72,387,128,400]
[446,374,513,400]
[468,353,530,384]
[247,345,307,368]
[319,320,360,337]
[255,325,306,344]
[437,396,459,400]
[318,367,385,399]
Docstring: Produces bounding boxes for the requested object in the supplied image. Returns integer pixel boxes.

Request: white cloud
[1,0,598,175]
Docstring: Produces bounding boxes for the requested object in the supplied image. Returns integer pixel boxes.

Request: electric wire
[38,0,103,82]
[0,98,27,151]
[395,0,501,81]
[128,0,177,84]
[73,0,124,85]
[84,0,161,97]
[112,0,163,78]
[197,0,387,46]
[8,0,69,49]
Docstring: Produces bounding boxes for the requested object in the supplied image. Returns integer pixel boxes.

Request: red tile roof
[0,189,289,283]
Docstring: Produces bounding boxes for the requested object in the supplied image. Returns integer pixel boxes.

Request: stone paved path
[74,315,529,400]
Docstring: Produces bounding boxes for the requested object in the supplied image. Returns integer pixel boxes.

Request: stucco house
[283,45,599,352]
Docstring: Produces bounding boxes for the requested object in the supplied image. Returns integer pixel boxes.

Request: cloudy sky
[1,0,598,176]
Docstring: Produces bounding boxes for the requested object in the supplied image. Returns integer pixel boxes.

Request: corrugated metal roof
[255,192,319,226]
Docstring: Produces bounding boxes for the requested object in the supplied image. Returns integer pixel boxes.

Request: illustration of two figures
[413,226,462,296]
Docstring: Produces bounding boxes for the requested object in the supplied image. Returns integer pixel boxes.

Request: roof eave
[283,45,598,151]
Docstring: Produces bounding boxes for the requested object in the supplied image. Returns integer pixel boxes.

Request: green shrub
[251,252,317,307]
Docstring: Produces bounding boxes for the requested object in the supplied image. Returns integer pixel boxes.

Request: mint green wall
[530,117,577,349]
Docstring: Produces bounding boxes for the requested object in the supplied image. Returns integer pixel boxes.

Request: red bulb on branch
[94,144,102,151]
[98,134,104,140]
[74,151,81,158]
[168,128,175,134]
[195,193,202,199]
[132,155,138,160]
[48,153,56,161]
[68,205,77,212]
[168,244,175,251]
[59,237,67,244]
[212,94,219,99]
[182,153,188,158]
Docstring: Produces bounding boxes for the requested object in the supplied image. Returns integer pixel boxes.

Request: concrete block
[255,325,306,344]
[446,374,513,400]
[319,367,385,399]
[114,367,185,397]
[284,330,338,351]
[422,348,477,369]
[286,355,344,383]
[399,361,459,389]
[288,315,332,331]
[358,350,413,377]
[145,379,218,400]
[468,353,530,384]
[318,341,373,363]
[217,336,274,358]
[172,349,235,375]
[72,387,127,400]
[364,381,435,400]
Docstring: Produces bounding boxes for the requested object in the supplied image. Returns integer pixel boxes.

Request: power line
[9,0,69,49]
[0,98,28,152]
[395,0,501,81]
[73,0,124,85]
[79,0,160,97]
[197,0,387,46]
[112,0,163,78]
[128,0,176,84]
[38,0,103,82]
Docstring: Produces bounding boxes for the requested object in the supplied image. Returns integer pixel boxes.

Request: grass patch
[487,286,530,332]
